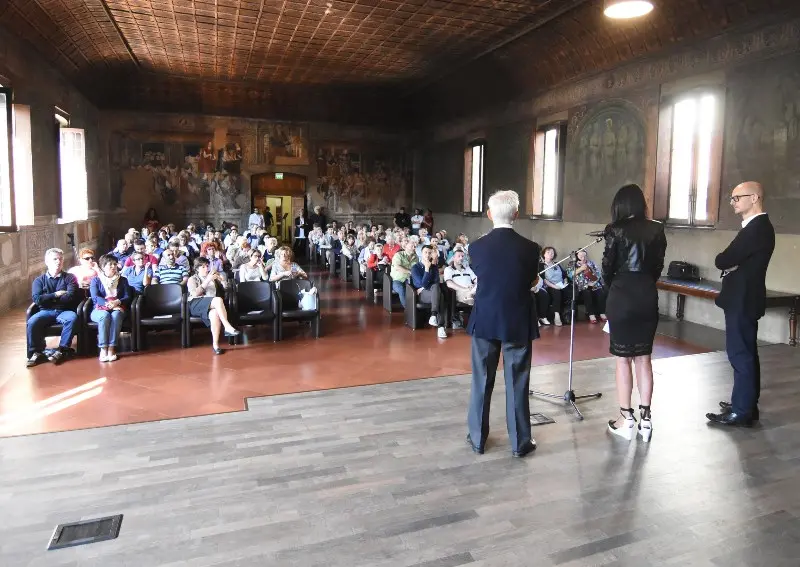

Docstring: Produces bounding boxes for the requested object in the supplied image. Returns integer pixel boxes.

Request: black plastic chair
[232,281,281,343]
[444,285,473,330]
[133,284,186,350]
[276,279,321,339]
[351,257,363,291]
[404,281,435,330]
[383,271,403,313]
[81,298,137,353]
[26,301,86,356]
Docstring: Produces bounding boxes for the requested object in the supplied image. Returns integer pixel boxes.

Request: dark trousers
[534,289,550,320]
[546,287,563,320]
[293,237,306,260]
[725,309,760,417]
[468,336,532,452]
[27,309,78,356]
[581,288,606,317]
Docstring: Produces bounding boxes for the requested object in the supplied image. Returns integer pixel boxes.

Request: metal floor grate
[48,515,123,550]
[530,413,555,426]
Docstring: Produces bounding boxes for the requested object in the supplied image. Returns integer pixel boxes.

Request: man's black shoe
[465,434,484,455]
[719,401,759,421]
[512,439,537,458]
[706,411,754,428]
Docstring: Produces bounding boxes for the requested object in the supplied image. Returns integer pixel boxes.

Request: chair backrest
[140,283,184,316]
[276,279,313,310]
[236,281,274,312]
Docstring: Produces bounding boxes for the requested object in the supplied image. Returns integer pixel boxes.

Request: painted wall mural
[563,102,646,223]
[109,133,246,216]
[260,123,310,165]
[313,144,411,215]
[723,55,800,232]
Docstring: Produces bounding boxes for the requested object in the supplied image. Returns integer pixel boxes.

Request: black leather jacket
[601,217,667,286]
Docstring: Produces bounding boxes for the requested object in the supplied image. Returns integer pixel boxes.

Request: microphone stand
[530,237,604,421]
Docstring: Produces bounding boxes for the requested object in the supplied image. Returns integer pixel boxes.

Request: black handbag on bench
[667,261,700,282]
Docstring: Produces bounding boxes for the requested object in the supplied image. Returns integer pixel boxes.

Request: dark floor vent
[531,413,555,426]
[47,515,123,550]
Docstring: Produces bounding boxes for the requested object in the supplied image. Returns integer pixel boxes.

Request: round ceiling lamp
[603,0,654,19]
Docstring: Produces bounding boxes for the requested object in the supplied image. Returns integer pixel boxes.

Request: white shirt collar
[492,223,513,229]
[741,212,766,228]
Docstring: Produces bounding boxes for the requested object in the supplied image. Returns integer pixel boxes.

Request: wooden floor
[1,346,799,566]
[0,265,708,437]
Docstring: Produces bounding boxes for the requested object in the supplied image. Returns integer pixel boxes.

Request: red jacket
[383,243,400,261]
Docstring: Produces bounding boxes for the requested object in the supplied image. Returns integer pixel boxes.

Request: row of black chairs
[26,278,321,356]
[307,241,471,331]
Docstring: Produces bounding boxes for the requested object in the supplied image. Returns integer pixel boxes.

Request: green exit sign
[274,172,284,180]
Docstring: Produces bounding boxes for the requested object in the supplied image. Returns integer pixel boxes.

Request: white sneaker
[540,318,551,326]
[607,409,636,440]
[437,327,447,339]
[99,352,108,362]
[554,313,563,326]
[428,315,438,327]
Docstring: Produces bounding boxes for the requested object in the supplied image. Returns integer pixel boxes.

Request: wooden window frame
[463,141,485,214]
[0,86,17,232]
[526,122,566,219]
[653,86,725,227]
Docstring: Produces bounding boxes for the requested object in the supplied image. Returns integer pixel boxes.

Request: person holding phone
[268,246,308,282]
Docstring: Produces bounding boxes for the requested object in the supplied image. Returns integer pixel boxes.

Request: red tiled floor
[0,266,710,436]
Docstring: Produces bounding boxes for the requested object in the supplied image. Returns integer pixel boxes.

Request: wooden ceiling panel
[0,0,796,124]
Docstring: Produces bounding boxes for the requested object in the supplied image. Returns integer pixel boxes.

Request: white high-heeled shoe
[638,405,652,442]
[607,408,636,440]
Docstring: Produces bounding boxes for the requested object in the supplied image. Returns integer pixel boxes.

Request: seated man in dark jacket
[410,245,447,339]
[27,248,81,367]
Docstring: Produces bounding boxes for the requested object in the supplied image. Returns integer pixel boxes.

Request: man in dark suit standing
[707,181,775,428]
[293,209,309,259]
[466,190,541,458]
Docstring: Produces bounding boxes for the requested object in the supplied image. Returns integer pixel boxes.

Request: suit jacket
[715,213,775,320]
[294,216,309,238]
[467,227,541,343]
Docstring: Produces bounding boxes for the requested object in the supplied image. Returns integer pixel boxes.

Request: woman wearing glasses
[603,184,667,442]
[90,254,134,362]
[239,248,269,282]
[68,248,102,290]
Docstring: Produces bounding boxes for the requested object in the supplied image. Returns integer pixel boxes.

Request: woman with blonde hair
[269,246,308,282]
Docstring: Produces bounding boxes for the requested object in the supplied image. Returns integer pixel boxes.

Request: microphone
[586,230,607,238]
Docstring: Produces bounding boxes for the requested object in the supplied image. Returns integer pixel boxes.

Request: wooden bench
[656,277,799,347]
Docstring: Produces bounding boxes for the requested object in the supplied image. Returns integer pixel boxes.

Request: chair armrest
[405,281,415,307]
[26,302,38,320]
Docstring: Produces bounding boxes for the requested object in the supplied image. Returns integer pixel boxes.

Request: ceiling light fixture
[603,0,654,19]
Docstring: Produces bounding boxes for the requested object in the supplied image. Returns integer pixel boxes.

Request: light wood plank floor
[1,346,799,566]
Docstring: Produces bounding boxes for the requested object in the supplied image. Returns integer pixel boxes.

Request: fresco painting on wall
[314,144,410,214]
[262,123,309,165]
[725,59,800,231]
[565,103,645,223]
[110,134,246,217]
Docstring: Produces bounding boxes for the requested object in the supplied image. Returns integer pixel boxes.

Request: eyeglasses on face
[729,194,754,203]
[132,256,144,261]
[82,256,95,261]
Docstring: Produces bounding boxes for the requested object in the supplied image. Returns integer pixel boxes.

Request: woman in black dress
[603,184,666,442]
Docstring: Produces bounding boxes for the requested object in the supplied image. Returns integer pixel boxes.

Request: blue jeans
[26,309,77,356]
[91,308,126,348]
[392,280,407,307]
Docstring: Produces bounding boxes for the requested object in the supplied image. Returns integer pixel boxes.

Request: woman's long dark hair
[611,184,647,223]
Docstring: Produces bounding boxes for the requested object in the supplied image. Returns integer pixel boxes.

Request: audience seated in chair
[187,257,240,355]
[390,238,417,308]
[89,253,134,362]
[69,247,101,290]
[568,250,607,323]
[239,248,269,282]
[26,247,82,367]
[121,250,153,294]
[153,249,189,285]
[409,245,447,339]
[269,246,308,282]
[444,247,476,329]
[540,246,567,326]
